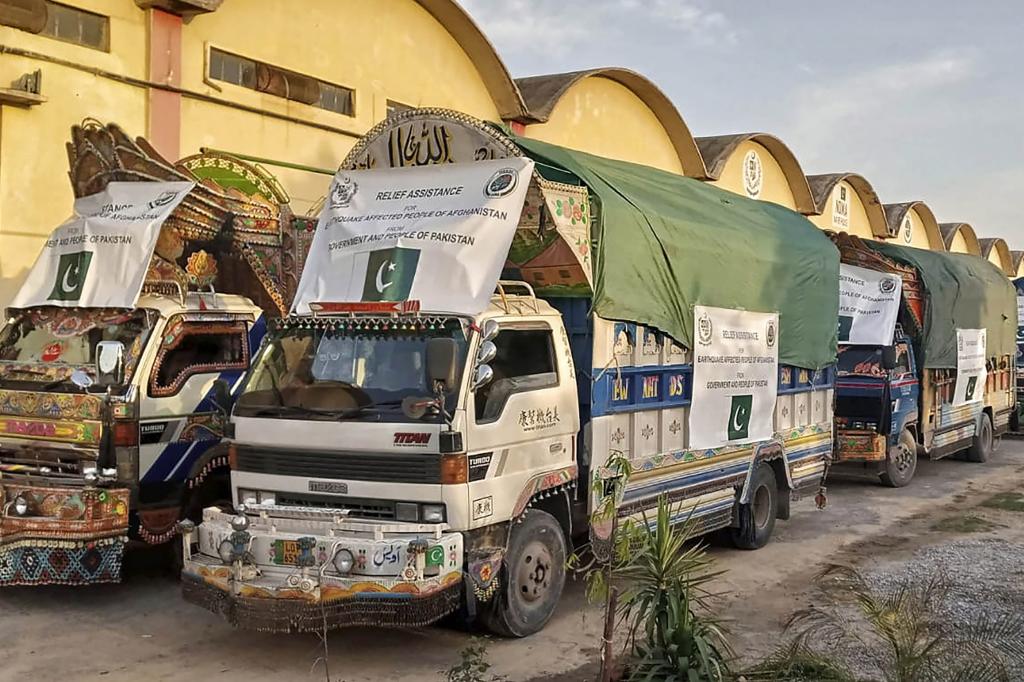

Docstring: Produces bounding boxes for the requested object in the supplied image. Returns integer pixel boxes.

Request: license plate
[272,539,301,566]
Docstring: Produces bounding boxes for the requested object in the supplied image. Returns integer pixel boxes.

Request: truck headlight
[421,504,445,523]
[395,502,418,522]
[332,549,354,574]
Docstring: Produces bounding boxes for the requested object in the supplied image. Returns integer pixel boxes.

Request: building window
[208,47,354,117]
[386,100,413,118]
[41,2,109,51]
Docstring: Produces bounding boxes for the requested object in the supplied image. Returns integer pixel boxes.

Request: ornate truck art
[179,107,835,637]
[0,121,315,586]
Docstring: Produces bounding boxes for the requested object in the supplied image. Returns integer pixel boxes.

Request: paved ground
[3,440,1023,682]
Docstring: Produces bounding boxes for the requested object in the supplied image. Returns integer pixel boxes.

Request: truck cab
[834,331,920,486]
[0,291,265,585]
[181,289,581,635]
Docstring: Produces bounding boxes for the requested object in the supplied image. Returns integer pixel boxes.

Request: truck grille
[234,446,442,484]
[274,491,396,520]
[0,446,93,482]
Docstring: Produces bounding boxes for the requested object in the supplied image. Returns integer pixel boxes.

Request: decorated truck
[0,122,315,586]
[1013,277,1024,432]
[179,109,838,636]
[831,233,1016,486]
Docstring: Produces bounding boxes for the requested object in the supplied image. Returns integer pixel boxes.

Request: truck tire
[880,428,917,488]
[479,509,567,638]
[966,412,993,463]
[730,463,778,550]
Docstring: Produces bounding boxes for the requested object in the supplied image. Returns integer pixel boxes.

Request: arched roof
[978,237,1015,276]
[938,222,981,255]
[883,202,945,250]
[695,133,816,213]
[806,172,888,237]
[1012,251,1024,277]
[414,0,528,119]
[515,68,705,177]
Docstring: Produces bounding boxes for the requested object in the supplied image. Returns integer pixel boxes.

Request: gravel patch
[819,538,1024,680]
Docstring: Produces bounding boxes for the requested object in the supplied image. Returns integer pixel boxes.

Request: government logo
[484,167,519,198]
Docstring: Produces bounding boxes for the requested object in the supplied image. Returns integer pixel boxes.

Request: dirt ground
[3,440,1023,682]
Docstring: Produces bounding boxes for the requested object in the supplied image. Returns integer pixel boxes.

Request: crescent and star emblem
[732,403,747,432]
[375,260,397,293]
[61,259,81,294]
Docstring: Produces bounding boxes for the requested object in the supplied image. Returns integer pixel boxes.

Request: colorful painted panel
[0,389,103,421]
[0,416,101,445]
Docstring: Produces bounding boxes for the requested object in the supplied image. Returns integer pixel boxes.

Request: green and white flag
[953,328,986,406]
[292,157,534,315]
[689,305,779,449]
[9,181,193,310]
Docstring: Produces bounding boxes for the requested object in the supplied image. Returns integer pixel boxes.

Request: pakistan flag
[361,247,420,302]
[48,250,93,302]
[727,394,753,441]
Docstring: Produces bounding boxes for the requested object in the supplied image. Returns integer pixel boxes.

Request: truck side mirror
[472,365,494,392]
[211,378,232,415]
[426,338,460,393]
[477,340,497,365]
[95,340,125,387]
[481,319,499,342]
[881,346,898,370]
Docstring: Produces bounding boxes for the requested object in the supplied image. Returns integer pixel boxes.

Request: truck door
[138,317,253,489]
[465,322,578,528]
[890,340,919,437]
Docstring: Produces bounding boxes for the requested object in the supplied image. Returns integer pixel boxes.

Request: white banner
[9,182,193,310]
[954,328,987,406]
[689,306,779,449]
[837,264,902,346]
[293,158,534,316]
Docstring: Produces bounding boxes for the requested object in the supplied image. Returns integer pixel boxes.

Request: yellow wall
[892,207,942,250]
[709,141,797,210]
[808,180,874,239]
[0,0,506,306]
[0,1,148,307]
[947,230,970,254]
[522,76,684,174]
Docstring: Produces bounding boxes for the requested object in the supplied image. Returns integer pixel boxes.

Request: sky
[459,0,1024,248]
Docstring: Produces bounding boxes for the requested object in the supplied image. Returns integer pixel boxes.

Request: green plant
[445,639,507,682]
[981,492,1024,513]
[586,495,731,681]
[930,514,997,533]
[748,564,1024,682]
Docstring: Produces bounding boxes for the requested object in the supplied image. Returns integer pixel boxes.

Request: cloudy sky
[460,0,1024,247]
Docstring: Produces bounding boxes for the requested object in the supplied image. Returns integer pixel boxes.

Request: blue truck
[832,234,1016,486]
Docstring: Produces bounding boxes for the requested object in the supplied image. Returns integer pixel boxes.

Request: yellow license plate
[272,539,300,565]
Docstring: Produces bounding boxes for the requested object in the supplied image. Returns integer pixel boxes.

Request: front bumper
[0,481,130,586]
[834,429,887,462]
[181,508,465,633]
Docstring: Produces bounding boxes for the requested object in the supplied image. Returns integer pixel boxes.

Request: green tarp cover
[868,241,1017,369]
[514,136,839,370]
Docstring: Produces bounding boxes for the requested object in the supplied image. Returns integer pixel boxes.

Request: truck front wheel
[479,509,567,637]
[966,412,994,463]
[730,463,778,550]
[880,429,917,487]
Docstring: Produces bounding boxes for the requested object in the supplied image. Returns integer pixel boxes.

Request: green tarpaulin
[868,241,1017,369]
[514,136,839,370]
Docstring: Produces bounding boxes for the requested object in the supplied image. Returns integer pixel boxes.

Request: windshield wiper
[244,404,381,420]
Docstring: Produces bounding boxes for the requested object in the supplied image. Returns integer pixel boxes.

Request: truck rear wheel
[966,412,993,463]
[730,463,778,550]
[479,509,566,638]
[880,429,917,488]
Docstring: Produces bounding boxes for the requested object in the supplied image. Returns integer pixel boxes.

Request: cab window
[893,343,911,376]
[150,321,249,397]
[476,328,557,422]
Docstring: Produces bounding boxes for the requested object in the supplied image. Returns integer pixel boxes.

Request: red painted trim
[508,120,526,136]
[147,9,182,161]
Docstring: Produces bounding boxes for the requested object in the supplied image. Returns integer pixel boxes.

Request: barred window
[41,1,108,51]
[209,47,354,117]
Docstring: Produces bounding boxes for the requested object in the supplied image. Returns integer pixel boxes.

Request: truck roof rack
[494,280,539,314]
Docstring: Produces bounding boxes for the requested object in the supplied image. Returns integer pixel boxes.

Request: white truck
[180,109,839,636]
[0,122,313,586]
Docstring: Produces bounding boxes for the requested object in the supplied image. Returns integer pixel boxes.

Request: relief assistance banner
[9,181,193,310]
[838,264,902,346]
[954,328,987,406]
[292,158,534,315]
[689,306,779,449]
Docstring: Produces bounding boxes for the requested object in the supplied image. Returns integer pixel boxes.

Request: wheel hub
[752,485,771,529]
[515,540,553,604]
[894,444,914,472]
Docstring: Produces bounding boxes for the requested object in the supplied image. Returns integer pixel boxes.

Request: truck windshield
[0,307,153,387]
[837,346,886,377]
[234,322,469,422]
